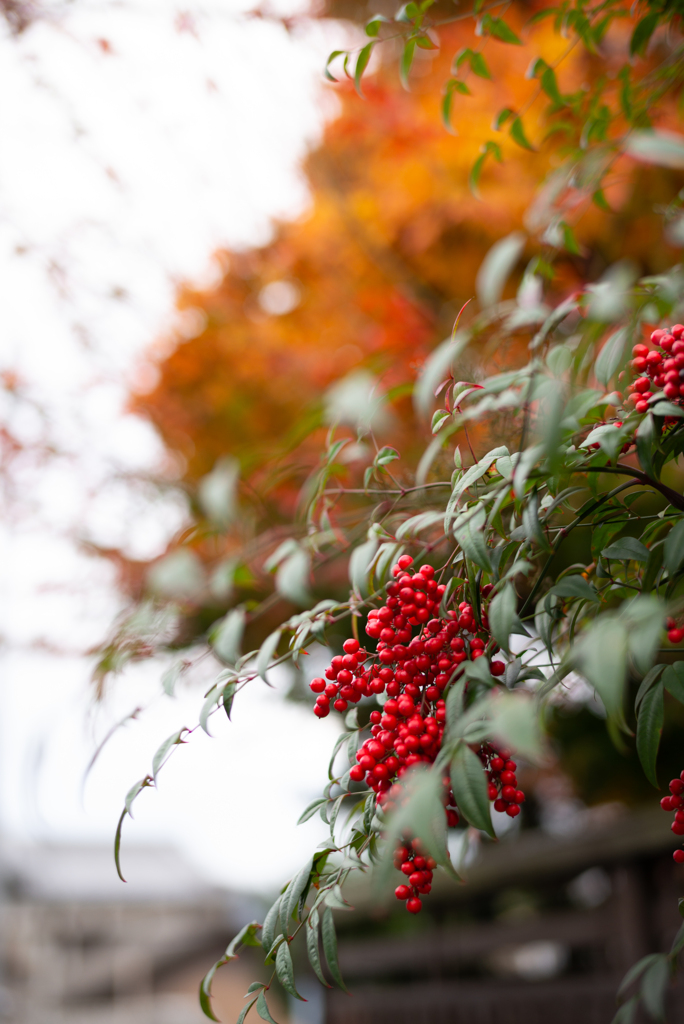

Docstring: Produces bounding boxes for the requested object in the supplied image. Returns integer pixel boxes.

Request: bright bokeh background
[0,0,345,890]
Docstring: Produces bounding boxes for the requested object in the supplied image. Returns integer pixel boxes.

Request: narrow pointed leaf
[636,681,664,788]
[450,743,495,836]
[320,905,347,990]
[256,989,279,1024]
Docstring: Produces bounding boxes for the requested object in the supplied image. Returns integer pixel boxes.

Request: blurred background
[2,0,684,1021]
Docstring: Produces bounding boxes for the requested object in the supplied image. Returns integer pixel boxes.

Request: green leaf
[493,106,514,130]
[320,905,347,990]
[324,50,345,82]
[306,909,331,987]
[276,546,311,606]
[365,13,387,36]
[450,743,495,836]
[611,997,638,1024]
[297,797,328,825]
[354,42,374,97]
[470,51,491,78]
[222,681,237,719]
[624,596,665,676]
[665,518,684,575]
[256,989,279,1024]
[162,662,183,697]
[236,996,259,1024]
[595,328,628,387]
[455,514,492,572]
[663,663,684,704]
[671,920,684,956]
[114,808,127,883]
[640,955,670,1019]
[488,583,517,653]
[484,15,522,44]
[400,37,416,90]
[211,607,246,666]
[285,857,314,923]
[540,66,562,105]
[414,332,470,418]
[257,629,281,686]
[630,11,659,57]
[152,728,187,783]
[636,414,655,479]
[549,575,599,603]
[261,896,283,956]
[375,445,399,466]
[561,221,581,255]
[469,141,502,198]
[617,952,664,998]
[349,532,380,596]
[577,617,629,729]
[275,940,304,1000]
[200,684,222,736]
[199,962,224,1021]
[635,665,665,713]
[602,537,650,562]
[487,690,542,761]
[476,231,525,308]
[592,188,611,212]
[636,681,664,788]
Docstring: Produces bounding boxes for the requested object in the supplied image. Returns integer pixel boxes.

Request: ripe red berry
[674,850,684,864]
[406,897,422,914]
[395,884,411,900]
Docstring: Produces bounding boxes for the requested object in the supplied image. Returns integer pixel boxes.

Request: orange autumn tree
[119,8,683,642]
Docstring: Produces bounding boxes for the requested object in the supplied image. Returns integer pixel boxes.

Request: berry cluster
[482,745,525,818]
[310,554,524,913]
[626,325,684,413]
[661,772,684,863]
[393,838,436,915]
[666,618,684,645]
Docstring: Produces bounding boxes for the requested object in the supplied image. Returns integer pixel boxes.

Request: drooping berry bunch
[482,744,526,818]
[626,325,684,413]
[661,773,684,863]
[393,837,436,914]
[310,555,524,913]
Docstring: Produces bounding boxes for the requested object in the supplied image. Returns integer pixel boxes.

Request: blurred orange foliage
[126,8,683,603]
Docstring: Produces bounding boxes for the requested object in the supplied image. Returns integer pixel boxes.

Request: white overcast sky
[0,0,354,892]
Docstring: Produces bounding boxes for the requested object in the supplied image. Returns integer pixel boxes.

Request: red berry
[674,850,684,864]
[395,884,411,900]
[406,897,422,914]
[506,804,521,817]
[490,660,506,676]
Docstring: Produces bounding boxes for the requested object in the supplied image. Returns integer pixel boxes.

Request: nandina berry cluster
[626,325,684,413]
[482,744,525,818]
[393,837,437,915]
[666,618,684,645]
[309,554,524,914]
[660,772,684,863]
